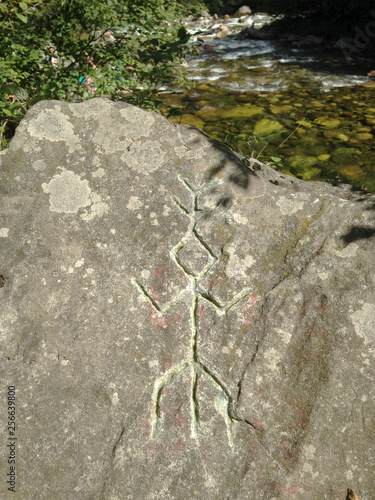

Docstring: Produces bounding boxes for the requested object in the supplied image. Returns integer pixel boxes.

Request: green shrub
[0,0,192,147]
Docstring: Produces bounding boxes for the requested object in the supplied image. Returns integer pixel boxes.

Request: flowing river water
[159,13,375,192]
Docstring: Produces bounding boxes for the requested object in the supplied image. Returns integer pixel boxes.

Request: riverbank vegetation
[0,0,208,147]
[1,0,374,160]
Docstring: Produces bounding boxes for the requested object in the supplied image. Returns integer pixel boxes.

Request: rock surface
[0,98,375,499]
[233,5,252,18]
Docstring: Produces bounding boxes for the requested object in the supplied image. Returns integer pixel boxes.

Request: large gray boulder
[0,99,374,499]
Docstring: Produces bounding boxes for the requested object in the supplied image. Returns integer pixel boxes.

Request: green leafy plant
[219,119,313,178]
[256,121,304,172]
[0,0,193,149]
[267,156,284,170]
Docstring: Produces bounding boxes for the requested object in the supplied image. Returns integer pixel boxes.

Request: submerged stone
[287,154,319,169]
[0,99,374,500]
[296,119,314,128]
[179,114,205,130]
[318,154,331,161]
[357,126,371,133]
[356,132,373,141]
[323,130,349,142]
[254,118,284,136]
[300,166,322,180]
[221,104,264,119]
[331,147,362,164]
[365,116,375,126]
[337,164,366,180]
[270,104,293,115]
[314,116,341,128]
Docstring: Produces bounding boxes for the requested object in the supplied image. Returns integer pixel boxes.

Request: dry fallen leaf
[346,489,361,500]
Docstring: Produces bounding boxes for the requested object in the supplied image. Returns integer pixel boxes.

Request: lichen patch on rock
[42,170,92,213]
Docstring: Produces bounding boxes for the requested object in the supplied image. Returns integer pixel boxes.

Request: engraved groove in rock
[132,176,253,446]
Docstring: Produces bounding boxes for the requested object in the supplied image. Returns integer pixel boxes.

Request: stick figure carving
[132,177,252,446]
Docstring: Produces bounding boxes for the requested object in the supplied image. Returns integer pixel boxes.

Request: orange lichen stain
[150,288,159,299]
[166,439,185,455]
[148,304,168,328]
[281,483,301,495]
[208,278,219,288]
[142,415,152,437]
[162,387,171,398]
[176,411,185,428]
[161,358,173,373]
[147,299,181,329]
[155,265,167,278]
[146,442,164,458]
[309,327,326,337]
[178,271,187,285]
[253,417,265,430]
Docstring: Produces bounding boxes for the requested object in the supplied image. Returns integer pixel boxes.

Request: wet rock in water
[179,114,205,130]
[237,26,275,40]
[299,166,322,180]
[296,119,314,129]
[221,103,264,119]
[314,116,341,128]
[347,138,362,146]
[196,83,213,91]
[323,130,349,142]
[269,104,293,115]
[318,154,331,161]
[198,22,230,40]
[217,25,229,38]
[337,164,365,181]
[296,127,308,136]
[0,99,374,500]
[310,100,325,108]
[196,105,221,121]
[359,80,375,88]
[287,153,319,170]
[233,5,252,18]
[356,132,373,141]
[365,115,375,126]
[198,34,216,42]
[331,146,361,164]
[254,117,284,136]
[357,126,371,133]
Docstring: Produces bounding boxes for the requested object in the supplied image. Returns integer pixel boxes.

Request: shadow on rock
[341,226,375,244]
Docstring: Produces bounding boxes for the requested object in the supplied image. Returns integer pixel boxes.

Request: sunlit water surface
[160,14,375,192]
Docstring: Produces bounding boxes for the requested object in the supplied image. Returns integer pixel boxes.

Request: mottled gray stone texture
[0,99,374,499]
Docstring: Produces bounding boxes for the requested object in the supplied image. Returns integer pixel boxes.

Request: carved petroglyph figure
[132,177,252,445]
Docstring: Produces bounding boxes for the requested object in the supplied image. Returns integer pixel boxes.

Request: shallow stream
[160,13,375,192]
